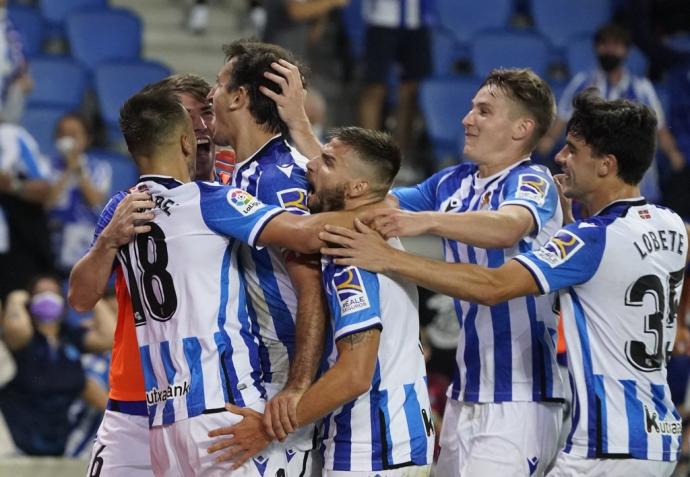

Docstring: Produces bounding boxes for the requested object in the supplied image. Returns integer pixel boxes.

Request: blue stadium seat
[530,0,612,48]
[20,106,69,155]
[88,149,138,196]
[419,76,481,161]
[27,56,87,110]
[94,60,171,143]
[436,0,513,44]
[66,8,142,71]
[666,34,690,53]
[39,0,108,25]
[8,5,45,57]
[432,30,466,77]
[341,0,365,59]
[565,35,649,77]
[471,30,551,78]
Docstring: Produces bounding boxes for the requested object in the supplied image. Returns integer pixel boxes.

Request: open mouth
[196,136,211,157]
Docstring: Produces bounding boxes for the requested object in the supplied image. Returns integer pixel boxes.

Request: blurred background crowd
[0,0,688,473]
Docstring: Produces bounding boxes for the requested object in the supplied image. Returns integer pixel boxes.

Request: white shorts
[150,411,287,477]
[435,400,564,477]
[547,451,677,477]
[325,465,431,476]
[86,409,152,477]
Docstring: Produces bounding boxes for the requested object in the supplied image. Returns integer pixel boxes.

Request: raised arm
[1,290,33,351]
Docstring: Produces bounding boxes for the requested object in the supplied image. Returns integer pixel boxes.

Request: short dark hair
[567,89,657,185]
[54,111,93,139]
[594,23,632,48]
[328,127,401,193]
[142,73,211,103]
[480,68,556,151]
[119,90,189,158]
[222,39,308,137]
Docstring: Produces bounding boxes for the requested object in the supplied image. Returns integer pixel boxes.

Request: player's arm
[264,253,328,436]
[320,220,540,305]
[68,192,154,312]
[363,204,536,249]
[82,298,116,353]
[260,59,322,160]
[1,290,34,351]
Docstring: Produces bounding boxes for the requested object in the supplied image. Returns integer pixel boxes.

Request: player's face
[306,138,351,213]
[461,85,519,164]
[179,92,216,180]
[554,133,602,200]
[181,110,198,181]
[208,61,235,148]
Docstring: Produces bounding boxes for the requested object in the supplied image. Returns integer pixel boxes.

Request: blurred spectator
[46,113,111,277]
[358,0,432,162]
[0,0,32,123]
[262,0,348,59]
[0,274,114,456]
[304,87,327,142]
[0,122,53,301]
[538,23,687,203]
[187,0,209,34]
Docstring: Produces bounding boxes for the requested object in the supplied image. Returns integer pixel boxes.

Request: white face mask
[55,136,76,156]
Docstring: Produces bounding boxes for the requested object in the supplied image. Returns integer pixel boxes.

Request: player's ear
[599,153,617,178]
[347,178,369,199]
[229,86,248,111]
[512,117,535,143]
[181,132,193,157]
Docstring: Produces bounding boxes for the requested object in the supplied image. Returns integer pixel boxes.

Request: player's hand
[360,208,430,239]
[207,403,273,468]
[98,192,155,249]
[553,174,575,225]
[264,386,305,441]
[319,219,395,273]
[259,59,309,130]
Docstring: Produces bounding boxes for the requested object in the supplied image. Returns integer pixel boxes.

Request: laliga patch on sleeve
[333,266,371,316]
[515,173,550,206]
[226,188,265,216]
[277,188,309,214]
[534,229,585,267]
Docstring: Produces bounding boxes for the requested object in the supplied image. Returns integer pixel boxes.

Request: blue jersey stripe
[333,401,355,471]
[564,368,579,453]
[369,362,384,471]
[462,244,481,400]
[139,345,158,427]
[594,374,608,454]
[402,383,428,465]
[183,337,205,417]
[379,389,394,468]
[487,247,512,401]
[18,136,42,179]
[217,244,244,406]
[236,266,266,401]
[651,383,671,461]
[243,284,272,382]
[571,290,597,457]
[528,299,543,400]
[622,379,647,458]
[159,341,177,425]
[213,332,230,403]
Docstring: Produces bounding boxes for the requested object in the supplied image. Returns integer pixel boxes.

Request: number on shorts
[88,444,106,477]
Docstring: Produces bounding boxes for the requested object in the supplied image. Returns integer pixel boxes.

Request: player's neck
[476,152,530,178]
[344,195,390,213]
[139,154,191,183]
[583,181,641,216]
[232,125,278,164]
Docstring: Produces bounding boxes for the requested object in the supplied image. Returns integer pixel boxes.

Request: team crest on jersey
[227,189,265,215]
[277,188,309,213]
[534,229,584,267]
[333,267,370,316]
[515,174,549,206]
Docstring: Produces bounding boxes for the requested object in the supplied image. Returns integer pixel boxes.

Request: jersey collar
[233,134,284,171]
[593,196,646,217]
[138,175,184,189]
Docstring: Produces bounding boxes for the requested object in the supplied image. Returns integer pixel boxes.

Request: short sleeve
[329,265,383,341]
[500,166,559,235]
[392,166,455,212]
[198,182,284,247]
[513,221,606,294]
[91,191,127,245]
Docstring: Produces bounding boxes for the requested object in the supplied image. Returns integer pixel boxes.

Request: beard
[308,183,346,213]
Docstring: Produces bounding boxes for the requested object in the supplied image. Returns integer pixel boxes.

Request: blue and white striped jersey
[112,176,284,427]
[515,199,687,461]
[393,159,564,403]
[320,239,434,472]
[231,136,310,392]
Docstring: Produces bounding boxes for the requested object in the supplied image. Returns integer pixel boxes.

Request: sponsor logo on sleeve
[534,229,584,267]
[333,267,370,316]
[226,189,265,216]
[515,173,550,206]
[277,188,309,213]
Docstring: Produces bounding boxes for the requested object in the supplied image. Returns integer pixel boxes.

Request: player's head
[594,23,631,73]
[555,89,657,199]
[307,127,400,213]
[209,39,307,147]
[120,90,196,181]
[54,112,92,158]
[463,68,556,162]
[142,74,216,180]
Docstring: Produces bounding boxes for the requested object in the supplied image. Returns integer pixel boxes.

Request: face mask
[597,53,624,73]
[55,136,76,156]
[29,291,65,323]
